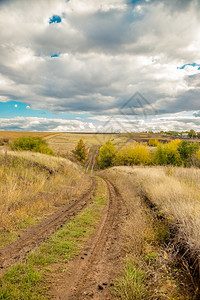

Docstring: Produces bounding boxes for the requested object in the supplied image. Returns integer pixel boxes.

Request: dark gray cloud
[0,0,200,131]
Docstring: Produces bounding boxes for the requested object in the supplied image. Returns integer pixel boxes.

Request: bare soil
[0,169,128,300]
[50,177,128,300]
[0,177,96,274]
[85,145,99,175]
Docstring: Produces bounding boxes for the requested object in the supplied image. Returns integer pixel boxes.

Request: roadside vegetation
[0,151,89,248]
[97,139,200,168]
[74,139,87,162]
[102,167,195,299]
[0,177,108,299]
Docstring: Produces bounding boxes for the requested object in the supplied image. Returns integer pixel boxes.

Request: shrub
[131,143,152,165]
[114,143,151,166]
[74,139,87,162]
[177,141,199,166]
[195,150,200,167]
[154,140,182,166]
[97,141,116,169]
[114,145,135,166]
[11,136,54,155]
[148,138,159,147]
[188,129,196,138]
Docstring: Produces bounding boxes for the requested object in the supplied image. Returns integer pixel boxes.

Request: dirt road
[0,175,128,300]
[85,145,99,174]
[50,177,127,300]
[0,177,96,274]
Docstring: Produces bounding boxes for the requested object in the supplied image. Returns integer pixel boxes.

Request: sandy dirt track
[51,177,127,300]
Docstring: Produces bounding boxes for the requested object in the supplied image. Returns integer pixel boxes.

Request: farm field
[47,132,175,158]
[0,132,199,299]
[0,131,58,141]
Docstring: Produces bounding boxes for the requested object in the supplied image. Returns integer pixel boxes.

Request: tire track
[52,177,128,300]
[85,146,99,174]
[0,177,96,274]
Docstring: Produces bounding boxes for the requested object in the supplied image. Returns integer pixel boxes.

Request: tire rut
[51,177,128,300]
[0,177,96,274]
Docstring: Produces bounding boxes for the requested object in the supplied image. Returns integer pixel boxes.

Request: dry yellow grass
[108,165,200,254]
[47,132,163,158]
[0,150,89,246]
[101,168,191,299]
[47,133,126,157]
[0,131,57,141]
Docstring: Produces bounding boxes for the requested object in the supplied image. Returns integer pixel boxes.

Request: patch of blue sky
[177,63,200,70]
[51,53,61,58]
[49,15,61,24]
[127,0,150,6]
[0,101,94,121]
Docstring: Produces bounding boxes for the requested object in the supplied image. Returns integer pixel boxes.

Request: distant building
[182,133,188,139]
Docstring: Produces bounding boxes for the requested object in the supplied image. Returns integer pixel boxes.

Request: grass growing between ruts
[0,177,108,300]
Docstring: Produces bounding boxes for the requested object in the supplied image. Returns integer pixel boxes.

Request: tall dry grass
[102,167,195,299]
[109,166,200,254]
[0,151,89,234]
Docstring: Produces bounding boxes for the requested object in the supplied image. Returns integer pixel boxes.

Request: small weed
[17,217,36,229]
[145,251,157,265]
[112,259,147,300]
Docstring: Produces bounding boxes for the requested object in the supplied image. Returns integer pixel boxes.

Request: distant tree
[177,141,199,165]
[188,129,196,139]
[197,132,200,139]
[97,141,116,169]
[75,139,87,162]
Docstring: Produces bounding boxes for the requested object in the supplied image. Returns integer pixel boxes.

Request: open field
[47,132,176,158]
[0,133,200,299]
[0,131,58,141]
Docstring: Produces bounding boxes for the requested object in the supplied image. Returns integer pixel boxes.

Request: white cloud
[0,111,199,133]
[0,0,200,131]
[0,117,97,132]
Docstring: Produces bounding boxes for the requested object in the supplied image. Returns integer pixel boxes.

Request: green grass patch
[17,217,37,230]
[0,177,107,299]
[112,259,147,300]
[0,232,18,251]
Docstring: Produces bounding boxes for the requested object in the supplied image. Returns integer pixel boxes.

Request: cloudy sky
[0,0,200,132]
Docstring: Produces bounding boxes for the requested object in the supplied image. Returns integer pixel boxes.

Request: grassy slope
[112,166,200,253]
[0,151,89,248]
[0,177,108,300]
